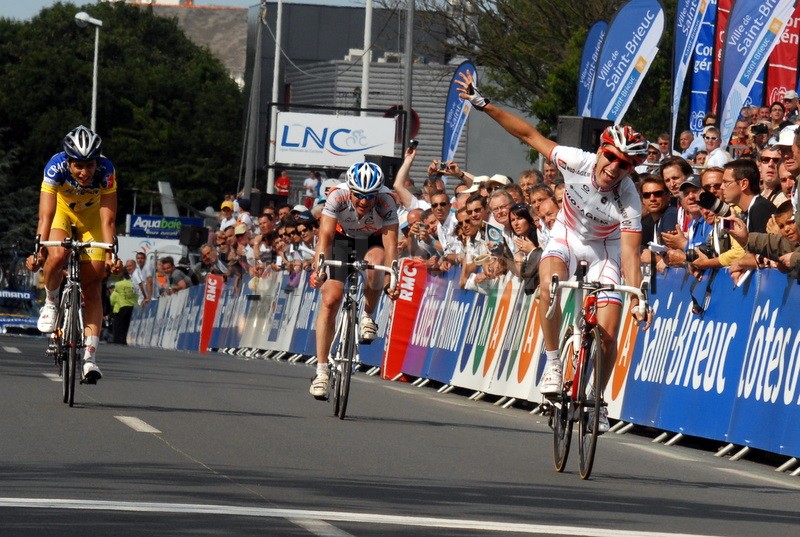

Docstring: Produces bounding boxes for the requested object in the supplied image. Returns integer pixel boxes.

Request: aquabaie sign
[128,215,204,239]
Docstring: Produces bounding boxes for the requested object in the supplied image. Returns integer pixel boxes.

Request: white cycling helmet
[346,162,384,194]
[63,125,102,161]
[600,125,648,165]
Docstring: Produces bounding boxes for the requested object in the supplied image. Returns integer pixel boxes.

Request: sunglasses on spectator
[704,136,718,141]
[759,156,781,164]
[465,208,482,216]
[431,202,449,208]
[703,183,723,191]
[297,227,310,233]
[600,147,633,170]
[647,151,660,156]
[642,190,666,198]
[352,192,376,200]
[289,230,301,236]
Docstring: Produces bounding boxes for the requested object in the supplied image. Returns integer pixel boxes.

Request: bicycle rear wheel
[58,291,72,404]
[67,288,81,407]
[552,328,575,472]
[577,326,603,480]
[336,304,357,420]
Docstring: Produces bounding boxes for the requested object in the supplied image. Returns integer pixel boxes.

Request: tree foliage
[0,2,244,244]
[411,0,678,143]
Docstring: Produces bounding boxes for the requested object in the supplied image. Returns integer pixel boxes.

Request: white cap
[462,175,491,194]
[291,204,307,213]
[776,125,799,147]
[488,174,510,186]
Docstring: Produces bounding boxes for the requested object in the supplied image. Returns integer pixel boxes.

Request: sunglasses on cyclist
[352,192,376,201]
[600,147,633,170]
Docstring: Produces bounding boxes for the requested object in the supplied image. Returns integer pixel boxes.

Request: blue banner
[718,0,795,150]
[746,65,766,108]
[441,61,476,163]
[689,0,718,135]
[578,21,608,117]
[590,0,666,121]
[128,214,204,239]
[672,0,711,143]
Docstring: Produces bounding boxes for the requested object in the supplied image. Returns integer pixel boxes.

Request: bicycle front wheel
[336,304,357,420]
[552,328,575,472]
[577,326,603,480]
[58,292,72,404]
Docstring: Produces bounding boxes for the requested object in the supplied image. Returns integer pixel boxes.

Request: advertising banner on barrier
[727,270,800,456]
[358,289,394,368]
[126,215,204,239]
[487,280,536,398]
[290,273,320,357]
[382,259,427,379]
[199,274,224,353]
[239,272,282,349]
[622,269,753,439]
[480,276,521,395]
[274,112,396,168]
[403,271,452,378]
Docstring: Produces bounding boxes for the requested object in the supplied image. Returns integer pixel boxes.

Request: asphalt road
[1,334,799,536]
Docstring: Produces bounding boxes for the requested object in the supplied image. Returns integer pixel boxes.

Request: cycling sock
[84,335,99,361]
[316,362,328,374]
[545,349,560,367]
[45,287,58,303]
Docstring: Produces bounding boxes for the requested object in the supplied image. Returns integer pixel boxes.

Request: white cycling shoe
[37,302,58,333]
[589,406,610,435]
[359,316,378,344]
[540,363,563,396]
[309,371,329,400]
[82,360,102,382]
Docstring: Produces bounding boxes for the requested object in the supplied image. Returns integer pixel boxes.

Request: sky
[3,0,360,22]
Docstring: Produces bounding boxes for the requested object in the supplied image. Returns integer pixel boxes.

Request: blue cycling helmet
[63,125,102,161]
[346,162,384,194]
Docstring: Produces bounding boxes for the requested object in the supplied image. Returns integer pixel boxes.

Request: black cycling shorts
[328,232,383,282]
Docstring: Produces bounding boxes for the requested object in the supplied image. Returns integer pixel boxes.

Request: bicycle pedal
[358,338,375,345]
[80,377,97,385]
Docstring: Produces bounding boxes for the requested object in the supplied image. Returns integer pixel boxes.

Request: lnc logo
[280,125,382,155]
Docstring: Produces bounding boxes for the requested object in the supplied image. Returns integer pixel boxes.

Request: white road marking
[0,497,728,537]
[290,518,356,537]
[3,346,21,353]
[618,441,698,461]
[717,467,800,490]
[42,372,61,382]
[115,416,162,434]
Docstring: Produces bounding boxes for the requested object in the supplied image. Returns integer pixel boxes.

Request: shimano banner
[590,0,666,121]
[690,0,718,135]
[578,21,608,117]
[719,0,795,150]
[441,61,476,163]
[672,0,711,144]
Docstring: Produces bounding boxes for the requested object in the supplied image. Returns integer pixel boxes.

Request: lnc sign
[275,112,396,167]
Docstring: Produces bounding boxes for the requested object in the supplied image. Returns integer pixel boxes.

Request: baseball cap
[679,175,701,191]
[776,125,799,146]
[462,175,491,194]
[234,223,248,235]
[488,174,511,186]
[291,204,307,213]
[221,200,234,211]
[785,90,799,100]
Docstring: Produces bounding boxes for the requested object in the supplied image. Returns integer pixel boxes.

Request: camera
[408,139,419,149]
[698,191,733,217]
[722,218,734,230]
[438,161,449,171]
[685,244,716,262]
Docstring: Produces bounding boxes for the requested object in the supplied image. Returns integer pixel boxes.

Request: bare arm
[455,69,557,158]
[393,148,417,209]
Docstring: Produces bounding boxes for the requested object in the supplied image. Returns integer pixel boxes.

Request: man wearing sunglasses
[456,70,651,433]
[307,161,400,399]
[703,126,732,168]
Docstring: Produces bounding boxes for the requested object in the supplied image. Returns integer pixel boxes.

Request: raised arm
[393,147,418,209]
[455,69,557,158]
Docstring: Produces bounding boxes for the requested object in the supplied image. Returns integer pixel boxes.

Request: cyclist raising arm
[308,162,400,399]
[25,126,121,382]
[456,70,651,432]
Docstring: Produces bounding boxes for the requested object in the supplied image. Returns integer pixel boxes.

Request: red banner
[381,259,427,380]
[199,274,224,353]
[711,0,732,115]
[767,5,800,105]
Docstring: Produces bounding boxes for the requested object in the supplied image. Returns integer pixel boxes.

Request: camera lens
[697,191,732,217]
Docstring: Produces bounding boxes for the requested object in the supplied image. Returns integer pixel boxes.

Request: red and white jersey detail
[550,145,641,241]
[322,184,399,238]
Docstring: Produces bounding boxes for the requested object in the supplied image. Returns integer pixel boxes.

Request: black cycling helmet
[63,125,102,161]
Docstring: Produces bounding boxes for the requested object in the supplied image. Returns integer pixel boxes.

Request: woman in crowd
[507,202,541,289]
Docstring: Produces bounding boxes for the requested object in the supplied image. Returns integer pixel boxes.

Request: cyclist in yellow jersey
[26,126,121,381]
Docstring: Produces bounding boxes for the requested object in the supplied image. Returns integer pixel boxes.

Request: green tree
[0,1,244,239]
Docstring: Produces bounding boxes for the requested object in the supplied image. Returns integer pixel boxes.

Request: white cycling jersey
[322,184,399,239]
[550,145,642,241]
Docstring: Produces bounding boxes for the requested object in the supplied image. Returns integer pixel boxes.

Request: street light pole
[75,12,103,131]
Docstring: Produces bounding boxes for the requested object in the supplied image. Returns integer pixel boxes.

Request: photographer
[686,190,745,276]
[726,205,800,277]
[660,176,713,270]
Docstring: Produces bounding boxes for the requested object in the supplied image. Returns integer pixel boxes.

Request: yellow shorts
[51,204,108,262]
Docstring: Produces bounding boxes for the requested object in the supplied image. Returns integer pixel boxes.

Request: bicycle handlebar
[35,235,119,260]
[316,254,400,291]
[544,275,650,320]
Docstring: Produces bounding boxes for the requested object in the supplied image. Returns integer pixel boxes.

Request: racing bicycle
[36,231,116,407]
[544,260,649,479]
[316,254,398,420]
